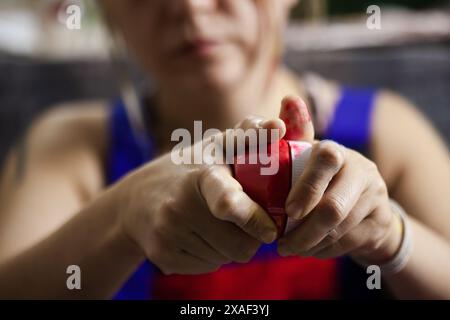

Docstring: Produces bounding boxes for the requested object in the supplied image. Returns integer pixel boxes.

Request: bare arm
[371,92,450,298]
[276,92,450,299]
[0,105,278,299]
[0,105,144,299]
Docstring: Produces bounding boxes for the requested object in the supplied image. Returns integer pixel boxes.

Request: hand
[276,96,402,263]
[113,117,282,275]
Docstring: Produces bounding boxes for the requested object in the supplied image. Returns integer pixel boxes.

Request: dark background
[1,0,450,168]
[329,0,449,12]
[292,0,450,16]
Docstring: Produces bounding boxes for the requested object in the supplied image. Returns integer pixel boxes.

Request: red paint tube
[233,139,312,237]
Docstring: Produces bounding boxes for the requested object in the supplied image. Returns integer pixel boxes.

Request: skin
[0,0,449,299]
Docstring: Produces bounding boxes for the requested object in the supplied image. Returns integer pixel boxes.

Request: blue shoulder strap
[108,99,155,183]
[108,99,156,300]
[323,87,377,153]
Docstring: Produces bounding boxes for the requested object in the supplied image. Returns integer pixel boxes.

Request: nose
[170,0,218,20]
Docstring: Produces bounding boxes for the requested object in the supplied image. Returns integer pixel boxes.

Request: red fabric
[152,257,338,300]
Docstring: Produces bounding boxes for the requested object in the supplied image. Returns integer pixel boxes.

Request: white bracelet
[355,199,413,275]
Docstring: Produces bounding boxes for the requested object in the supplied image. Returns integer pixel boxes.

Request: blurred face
[103,0,297,93]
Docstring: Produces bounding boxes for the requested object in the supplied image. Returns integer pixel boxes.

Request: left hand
[277,96,402,263]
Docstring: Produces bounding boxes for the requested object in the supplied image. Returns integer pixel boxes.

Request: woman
[0,0,449,299]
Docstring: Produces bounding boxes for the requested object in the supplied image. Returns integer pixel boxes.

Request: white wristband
[355,199,413,275]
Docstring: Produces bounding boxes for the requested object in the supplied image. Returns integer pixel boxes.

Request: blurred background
[1,0,449,168]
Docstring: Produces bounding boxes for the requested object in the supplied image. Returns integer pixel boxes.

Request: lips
[181,38,220,57]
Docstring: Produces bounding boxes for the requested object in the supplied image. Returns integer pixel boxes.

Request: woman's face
[103,0,297,93]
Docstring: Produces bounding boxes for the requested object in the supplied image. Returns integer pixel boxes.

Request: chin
[175,61,247,94]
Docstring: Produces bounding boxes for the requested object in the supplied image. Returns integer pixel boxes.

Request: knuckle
[316,141,344,170]
[155,203,177,235]
[242,118,254,128]
[245,115,261,125]
[373,209,392,230]
[374,221,389,242]
[366,222,386,251]
[327,228,341,241]
[376,179,388,196]
[366,159,379,174]
[215,193,239,221]
[197,165,218,187]
[366,161,387,194]
[365,237,382,253]
[321,194,347,224]
[236,116,258,130]
[159,198,177,216]
[299,178,322,198]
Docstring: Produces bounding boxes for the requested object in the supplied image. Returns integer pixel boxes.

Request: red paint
[233,140,291,236]
[280,98,311,141]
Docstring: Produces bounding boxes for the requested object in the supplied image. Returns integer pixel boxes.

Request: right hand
[112,117,284,275]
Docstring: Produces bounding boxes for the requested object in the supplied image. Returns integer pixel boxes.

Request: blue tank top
[108,87,382,299]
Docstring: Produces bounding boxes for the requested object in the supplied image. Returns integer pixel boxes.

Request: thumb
[279,96,315,143]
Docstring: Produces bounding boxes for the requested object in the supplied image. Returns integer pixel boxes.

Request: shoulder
[371,89,430,161]
[27,100,109,164]
[370,90,448,181]
[9,100,111,198]
[0,101,112,261]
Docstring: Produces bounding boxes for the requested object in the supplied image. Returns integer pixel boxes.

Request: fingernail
[286,201,304,220]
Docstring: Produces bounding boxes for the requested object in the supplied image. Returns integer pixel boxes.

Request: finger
[150,240,219,275]
[205,118,284,162]
[198,165,278,244]
[164,189,260,264]
[230,116,286,154]
[169,250,220,275]
[279,96,315,142]
[187,214,262,263]
[235,115,286,141]
[174,250,220,275]
[311,217,385,260]
[173,229,232,265]
[297,193,377,257]
[279,160,366,256]
[286,140,345,221]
